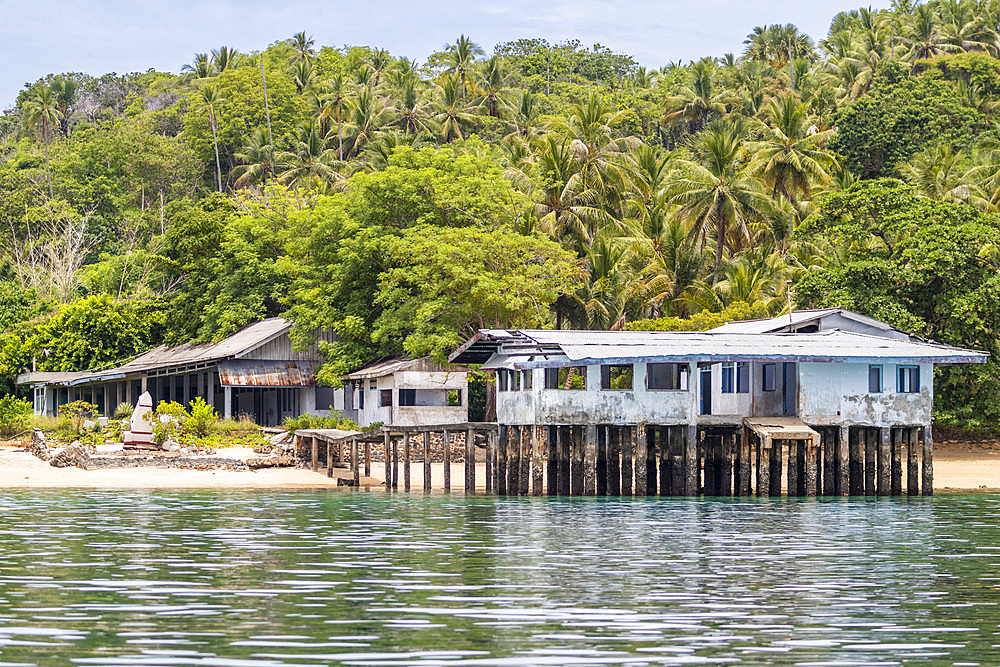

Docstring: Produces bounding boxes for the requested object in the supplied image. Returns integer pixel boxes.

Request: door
[700,366,712,415]
[782,362,797,416]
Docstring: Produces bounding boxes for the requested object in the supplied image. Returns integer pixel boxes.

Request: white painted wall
[798,361,933,426]
[354,371,469,427]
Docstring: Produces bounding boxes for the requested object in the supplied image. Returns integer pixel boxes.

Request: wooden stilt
[837,426,849,496]
[877,427,890,496]
[364,441,371,478]
[634,424,647,496]
[922,425,933,496]
[383,432,391,492]
[558,426,571,495]
[392,436,399,489]
[907,428,919,496]
[546,426,558,496]
[442,430,452,492]
[645,427,657,496]
[685,424,698,496]
[720,433,733,496]
[738,427,751,496]
[823,427,835,496]
[466,428,476,494]
[864,428,876,496]
[704,434,717,496]
[621,426,633,496]
[311,436,318,472]
[768,439,782,496]
[497,426,508,496]
[891,428,902,496]
[757,436,771,498]
[572,427,585,496]
[804,436,818,497]
[486,430,495,494]
[338,441,345,466]
[326,440,333,478]
[403,432,411,491]
[787,440,799,497]
[583,424,597,496]
[658,426,670,496]
[532,426,545,496]
[849,428,863,496]
[508,427,519,495]
[596,426,608,496]
[423,431,432,492]
[519,425,531,495]
[352,438,359,487]
[670,427,684,497]
[608,426,621,496]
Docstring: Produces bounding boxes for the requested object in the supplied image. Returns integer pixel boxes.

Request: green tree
[24,87,60,199]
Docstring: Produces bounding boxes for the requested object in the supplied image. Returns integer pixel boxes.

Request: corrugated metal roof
[453,328,988,368]
[217,360,320,387]
[709,308,899,335]
[342,357,453,380]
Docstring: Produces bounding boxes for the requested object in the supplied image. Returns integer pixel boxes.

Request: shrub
[283,410,357,435]
[112,402,133,420]
[187,397,217,437]
[0,395,32,437]
[146,401,187,445]
[58,401,98,434]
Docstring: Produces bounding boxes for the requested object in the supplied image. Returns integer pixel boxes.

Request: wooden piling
[891,428,902,496]
[864,428,876,496]
[423,431,432,492]
[906,427,919,496]
[442,430,452,492]
[670,427,684,497]
[757,436,771,498]
[326,441,333,478]
[519,425,531,496]
[704,434,717,496]
[608,427,621,497]
[351,438,360,487]
[311,436,318,473]
[787,440,799,497]
[364,442,371,478]
[572,427,586,496]
[837,426,849,496]
[804,436,818,497]
[497,426,508,496]
[922,425,933,496]
[646,427,657,496]
[634,424,647,497]
[720,433,733,496]
[558,426,571,496]
[656,427,668,496]
[383,432,391,491]
[849,428,863,496]
[737,427,751,496]
[621,426,633,496]
[877,428,890,497]
[769,439,782,497]
[403,432,411,491]
[596,427,608,496]
[486,431,495,494]
[392,436,399,489]
[685,424,698,496]
[507,427,519,495]
[532,426,545,496]
[823,428,835,496]
[583,424,598,496]
[466,428,476,495]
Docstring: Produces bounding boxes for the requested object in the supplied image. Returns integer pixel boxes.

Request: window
[512,370,521,391]
[369,379,377,389]
[898,365,920,393]
[762,363,776,392]
[358,386,365,409]
[601,364,633,390]
[522,370,532,390]
[497,371,508,392]
[544,368,559,389]
[551,366,587,390]
[399,389,416,406]
[648,363,689,391]
[448,389,462,406]
[380,389,393,407]
[869,365,883,393]
[721,362,735,394]
[737,362,749,393]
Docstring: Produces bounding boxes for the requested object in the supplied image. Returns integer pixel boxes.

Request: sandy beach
[2,432,1000,492]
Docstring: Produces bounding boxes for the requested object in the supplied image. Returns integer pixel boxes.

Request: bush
[0,395,32,437]
[283,410,357,435]
[187,397,217,437]
[58,400,98,434]
[112,402,133,420]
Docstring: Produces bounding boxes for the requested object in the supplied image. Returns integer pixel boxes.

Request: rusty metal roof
[342,357,453,380]
[218,360,320,387]
[452,329,988,367]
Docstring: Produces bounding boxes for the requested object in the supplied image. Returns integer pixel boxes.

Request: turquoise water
[1,492,999,666]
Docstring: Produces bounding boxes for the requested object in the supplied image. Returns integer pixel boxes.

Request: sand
[2,432,1000,492]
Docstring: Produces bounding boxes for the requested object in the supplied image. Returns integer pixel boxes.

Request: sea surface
[0,491,999,666]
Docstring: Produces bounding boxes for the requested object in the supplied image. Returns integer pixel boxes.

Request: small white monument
[123,391,155,446]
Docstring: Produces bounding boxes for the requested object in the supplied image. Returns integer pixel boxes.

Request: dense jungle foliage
[5,2,1000,428]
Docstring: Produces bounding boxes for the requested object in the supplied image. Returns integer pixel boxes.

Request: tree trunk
[42,122,53,200]
[210,114,222,193]
[338,116,343,161]
[261,60,274,182]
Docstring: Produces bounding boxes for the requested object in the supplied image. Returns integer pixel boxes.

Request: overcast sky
[0,0,892,108]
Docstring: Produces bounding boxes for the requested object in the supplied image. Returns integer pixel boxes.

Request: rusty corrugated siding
[217,360,319,387]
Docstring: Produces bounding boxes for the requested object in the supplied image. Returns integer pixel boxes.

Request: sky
[0,0,894,108]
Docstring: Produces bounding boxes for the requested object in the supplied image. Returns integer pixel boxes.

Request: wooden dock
[294,420,933,497]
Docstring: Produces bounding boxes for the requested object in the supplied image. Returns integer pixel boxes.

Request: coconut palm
[507,90,543,140]
[49,78,77,137]
[900,144,987,208]
[367,49,393,87]
[445,34,485,98]
[317,73,351,160]
[232,128,274,187]
[211,46,240,74]
[289,32,316,63]
[276,121,342,188]
[182,53,212,79]
[666,118,773,279]
[194,85,225,192]
[433,76,474,142]
[345,87,391,156]
[746,93,836,203]
[471,56,514,119]
[660,60,728,132]
[903,3,960,65]
[391,80,437,135]
[24,86,60,199]
[292,59,315,94]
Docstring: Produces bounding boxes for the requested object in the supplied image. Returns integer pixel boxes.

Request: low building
[17,318,340,426]
[449,313,988,497]
[342,357,468,428]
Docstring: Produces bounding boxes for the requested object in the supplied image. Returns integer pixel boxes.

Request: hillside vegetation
[4,4,1000,428]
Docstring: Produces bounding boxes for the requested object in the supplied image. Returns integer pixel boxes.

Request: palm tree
[292,59,315,94]
[345,87,391,156]
[276,121,342,188]
[232,128,274,187]
[445,34,485,98]
[318,73,351,160]
[289,32,316,63]
[471,56,513,119]
[25,87,60,199]
[666,118,773,280]
[195,86,225,192]
[660,60,728,132]
[903,3,959,65]
[901,144,987,208]
[746,93,836,203]
[49,79,77,137]
[433,76,474,142]
[939,0,997,55]
[508,90,543,140]
[368,49,393,86]
[182,53,212,79]
[391,80,437,135]
[211,46,240,74]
